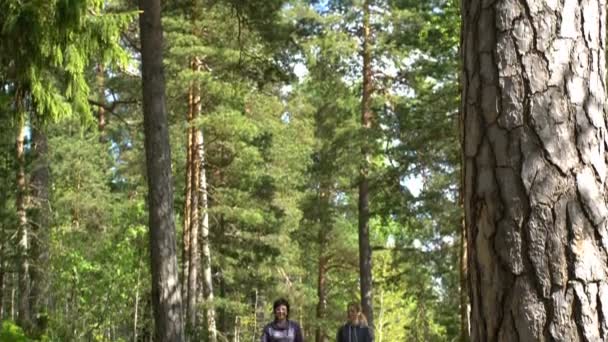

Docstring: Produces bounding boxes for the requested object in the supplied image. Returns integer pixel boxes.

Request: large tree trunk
[358,0,374,330]
[461,0,608,340]
[138,0,184,340]
[16,114,31,330]
[30,122,50,335]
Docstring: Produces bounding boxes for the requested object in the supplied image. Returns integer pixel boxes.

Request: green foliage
[42,118,149,341]
[0,0,134,122]
[0,321,28,342]
[0,0,463,340]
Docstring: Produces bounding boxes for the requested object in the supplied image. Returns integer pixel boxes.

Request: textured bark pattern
[138,0,184,340]
[462,0,608,340]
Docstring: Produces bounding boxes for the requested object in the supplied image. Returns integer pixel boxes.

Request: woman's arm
[261,326,269,342]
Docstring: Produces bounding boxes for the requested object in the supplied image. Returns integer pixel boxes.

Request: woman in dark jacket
[336,302,372,342]
[261,298,304,342]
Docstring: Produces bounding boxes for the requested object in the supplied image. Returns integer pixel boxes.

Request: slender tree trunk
[96,64,107,142]
[11,272,16,321]
[358,0,374,330]
[134,265,141,342]
[315,255,328,342]
[187,117,200,340]
[138,0,184,340]
[252,290,258,342]
[16,113,31,330]
[183,82,193,302]
[462,0,608,340]
[233,316,240,342]
[183,71,198,339]
[196,91,217,342]
[198,124,217,342]
[30,122,50,334]
[315,184,330,342]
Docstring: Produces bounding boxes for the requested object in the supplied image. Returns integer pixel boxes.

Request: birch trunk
[461,0,608,340]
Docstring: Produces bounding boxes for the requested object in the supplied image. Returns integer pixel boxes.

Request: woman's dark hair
[273,298,290,317]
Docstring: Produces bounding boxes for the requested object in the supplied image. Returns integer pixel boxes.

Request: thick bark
[462,0,608,340]
[138,0,184,340]
[30,122,50,334]
[358,0,374,330]
[16,115,30,330]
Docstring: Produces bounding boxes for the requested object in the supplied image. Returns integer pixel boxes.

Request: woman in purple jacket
[261,298,304,342]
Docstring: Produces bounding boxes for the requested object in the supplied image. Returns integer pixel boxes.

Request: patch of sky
[313,0,330,13]
[280,112,291,123]
[401,174,423,197]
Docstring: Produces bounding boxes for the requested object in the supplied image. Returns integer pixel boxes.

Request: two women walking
[261,299,372,342]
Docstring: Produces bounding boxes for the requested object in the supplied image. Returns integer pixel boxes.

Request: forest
[0,0,606,341]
